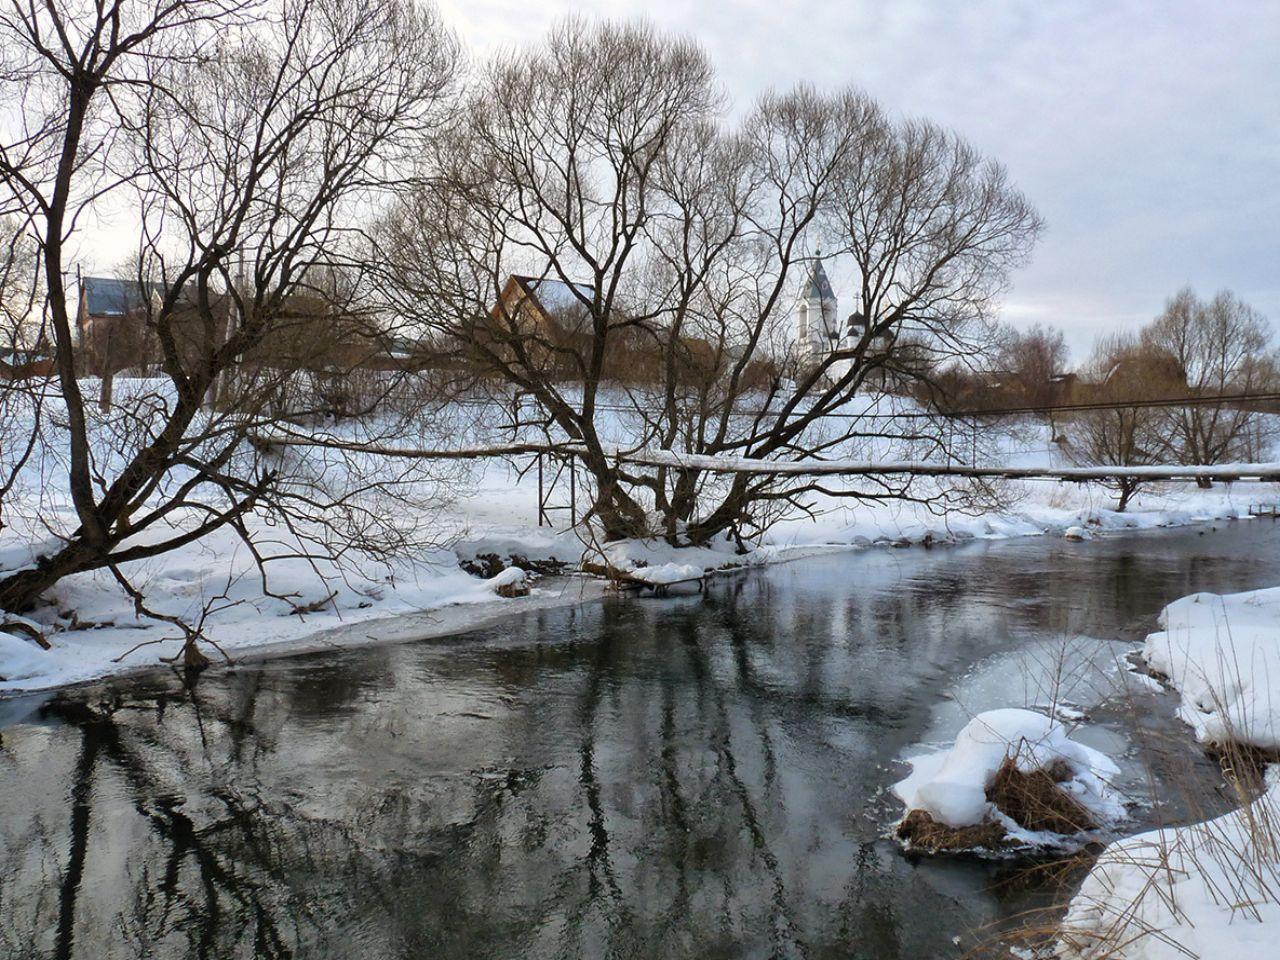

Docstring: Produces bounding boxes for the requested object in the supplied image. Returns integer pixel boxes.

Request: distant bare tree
[0,0,461,653]
[0,216,47,534]
[1142,287,1278,483]
[1065,333,1172,511]
[999,322,1068,409]
[383,19,1042,546]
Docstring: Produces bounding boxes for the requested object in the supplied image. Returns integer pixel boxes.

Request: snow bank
[599,534,765,574]
[627,562,703,585]
[1142,587,1280,751]
[487,566,527,588]
[1055,586,1280,957]
[0,631,51,682]
[894,708,1124,846]
[1059,771,1280,960]
[0,515,562,695]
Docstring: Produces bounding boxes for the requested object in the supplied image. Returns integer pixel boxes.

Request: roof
[513,275,595,316]
[804,260,835,303]
[81,276,167,317]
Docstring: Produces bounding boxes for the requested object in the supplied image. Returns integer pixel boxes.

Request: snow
[599,534,770,575]
[1064,525,1094,541]
[1053,584,1280,957]
[626,562,703,585]
[1141,587,1280,751]
[0,522,560,694]
[0,632,51,682]
[1,382,1278,697]
[894,708,1124,842]
[1058,770,1280,960]
[487,566,527,588]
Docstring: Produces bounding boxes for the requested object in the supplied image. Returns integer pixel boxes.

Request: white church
[793,255,869,369]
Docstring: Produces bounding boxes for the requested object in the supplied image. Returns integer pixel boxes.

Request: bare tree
[1142,287,1278,483]
[998,322,1068,408]
[382,19,1042,547]
[0,0,461,651]
[1065,333,1172,511]
[0,216,48,535]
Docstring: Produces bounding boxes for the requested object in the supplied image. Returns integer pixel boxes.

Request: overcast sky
[437,0,1280,361]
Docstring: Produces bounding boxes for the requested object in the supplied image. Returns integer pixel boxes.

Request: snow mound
[1141,587,1280,751]
[487,566,527,588]
[1064,526,1094,541]
[602,537,750,571]
[629,562,703,585]
[894,708,1123,847]
[0,631,52,682]
[1059,771,1280,960]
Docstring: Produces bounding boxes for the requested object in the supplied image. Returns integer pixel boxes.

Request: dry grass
[988,756,1098,836]
[960,616,1280,960]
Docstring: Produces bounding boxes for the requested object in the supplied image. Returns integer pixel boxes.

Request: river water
[2,522,1279,960]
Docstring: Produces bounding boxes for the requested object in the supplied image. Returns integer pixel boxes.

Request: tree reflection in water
[3,524,1280,959]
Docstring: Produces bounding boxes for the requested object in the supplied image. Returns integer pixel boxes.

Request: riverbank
[1052,584,1280,959]
[2,478,1277,696]
[3,388,1277,697]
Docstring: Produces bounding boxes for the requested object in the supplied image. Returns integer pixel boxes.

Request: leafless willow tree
[0,0,461,651]
[1065,333,1173,511]
[1143,287,1279,481]
[381,19,1043,546]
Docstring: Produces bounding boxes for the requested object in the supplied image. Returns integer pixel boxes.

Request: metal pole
[537,453,545,527]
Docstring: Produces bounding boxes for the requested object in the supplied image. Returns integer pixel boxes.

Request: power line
[939,390,1280,419]
[452,389,1280,422]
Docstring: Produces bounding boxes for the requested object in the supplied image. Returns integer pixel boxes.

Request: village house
[485,273,786,388]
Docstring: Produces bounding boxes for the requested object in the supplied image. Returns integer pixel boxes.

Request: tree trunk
[577,448,650,542]
[99,366,114,411]
[1116,478,1139,513]
[591,481,650,541]
[684,475,751,546]
[0,541,105,613]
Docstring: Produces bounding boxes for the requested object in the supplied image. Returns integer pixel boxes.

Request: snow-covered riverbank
[3,448,1278,696]
[1057,585,1280,959]
[2,388,1278,697]
[4,471,1273,696]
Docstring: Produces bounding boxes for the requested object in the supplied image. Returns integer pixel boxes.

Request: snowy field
[2,381,1278,695]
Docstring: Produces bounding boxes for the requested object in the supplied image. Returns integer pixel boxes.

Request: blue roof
[81,276,167,317]
[805,261,835,303]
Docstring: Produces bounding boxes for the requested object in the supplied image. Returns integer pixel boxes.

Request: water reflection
[2,524,1279,959]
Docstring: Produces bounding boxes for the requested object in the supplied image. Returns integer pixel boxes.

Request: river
[2,521,1279,959]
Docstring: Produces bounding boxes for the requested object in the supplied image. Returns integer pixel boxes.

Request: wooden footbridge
[262,428,1280,528]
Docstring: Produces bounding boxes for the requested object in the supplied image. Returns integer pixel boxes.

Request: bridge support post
[537,454,546,527]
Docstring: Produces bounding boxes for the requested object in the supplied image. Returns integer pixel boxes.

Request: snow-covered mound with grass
[1059,771,1280,960]
[894,708,1124,849]
[1142,587,1280,751]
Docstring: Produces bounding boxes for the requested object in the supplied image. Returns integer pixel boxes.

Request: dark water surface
[3,522,1280,960]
